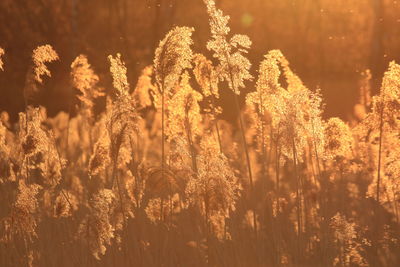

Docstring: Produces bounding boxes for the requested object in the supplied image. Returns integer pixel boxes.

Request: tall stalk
[215,121,223,153]
[184,112,198,172]
[233,92,257,237]
[210,96,223,153]
[292,137,302,259]
[233,94,254,188]
[160,84,166,185]
[376,101,384,203]
[275,131,281,208]
[258,93,268,189]
[274,131,282,266]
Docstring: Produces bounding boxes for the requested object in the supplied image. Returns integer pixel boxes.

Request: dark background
[0,0,399,122]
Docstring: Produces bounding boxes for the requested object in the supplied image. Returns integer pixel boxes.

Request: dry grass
[0,1,400,266]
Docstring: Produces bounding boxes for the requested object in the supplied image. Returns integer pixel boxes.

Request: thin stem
[185,105,198,173]
[311,119,322,182]
[258,93,268,190]
[233,92,257,238]
[161,85,166,186]
[292,137,302,260]
[233,93,254,188]
[275,134,281,208]
[376,102,385,203]
[210,96,223,154]
[215,121,223,153]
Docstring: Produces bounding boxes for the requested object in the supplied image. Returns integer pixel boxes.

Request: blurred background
[0,0,399,122]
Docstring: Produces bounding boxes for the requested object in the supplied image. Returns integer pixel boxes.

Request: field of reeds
[0,1,400,266]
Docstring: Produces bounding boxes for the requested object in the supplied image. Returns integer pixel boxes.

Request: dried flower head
[246,50,284,152]
[193,54,219,98]
[374,61,400,129]
[362,61,400,131]
[154,26,194,92]
[185,135,241,239]
[167,72,203,139]
[330,213,368,267]
[145,195,181,223]
[53,191,78,218]
[78,189,115,260]
[107,54,139,166]
[108,53,129,95]
[255,50,284,94]
[71,55,104,114]
[204,0,252,94]
[89,131,111,178]
[324,118,353,160]
[4,180,42,242]
[132,66,157,109]
[32,45,59,83]
[193,53,222,125]
[19,108,64,186]
[186,135,241,219]
[257,50,325,162]
[367,130,400,206]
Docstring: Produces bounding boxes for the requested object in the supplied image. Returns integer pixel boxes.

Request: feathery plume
[193,53,219,99]
[324,118,353,160]
[330,213,369,267]
[89,131,111,178]
[153,26,194,186]
[53,191,78,218]
[78,189,115,260]
[32,45,59,83]
[365,61,400,202]
[108,53,129,96]
[132,66,157,109]
[71,55,104,115]
[19,107,64,186]
[4,180,42,242]
[204,0,252,94]
[166,72,203,140]
[154,26,194,92]
[186,135,241,238]
[246,50,284,153]
[107,53,138,162]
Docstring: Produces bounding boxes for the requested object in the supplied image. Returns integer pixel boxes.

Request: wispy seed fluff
[53,191,78,218]
[372,61,400,129]
[78,189,116,260]
[107,53,138,163]
[186,135,241,237]
[132,66,157,110]
[330,213,368,267]
[89,131,111,178]
[108,53,130,96]
[246,50,284,151]
[32,45,59,83]
[360,61,400,132]
[324,118,353,160]
[204,0,252,94]
[166,72,203,140]
[193,54,222,121]
[154,26,194,92]
[4,180,42,242]
[193,53,219,99]
[258,50,325,162]
[19,107,64,187]
[71,55,104,115]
